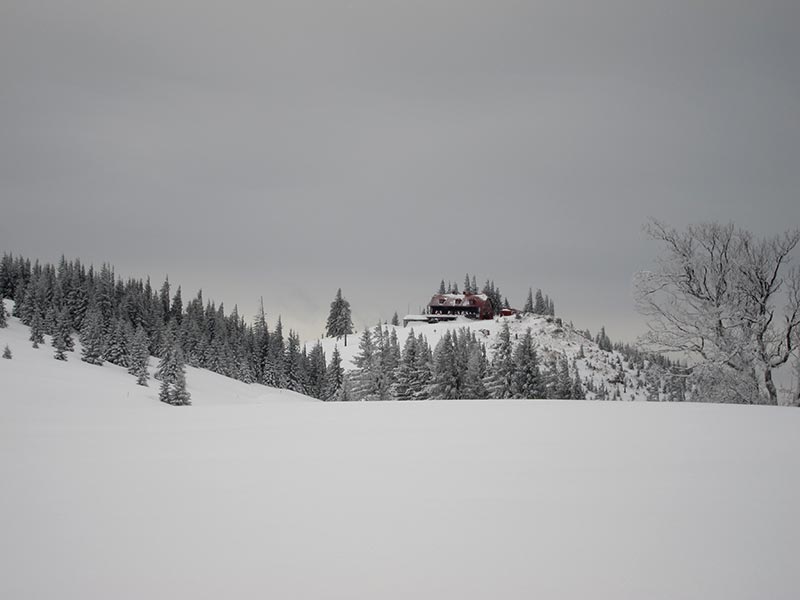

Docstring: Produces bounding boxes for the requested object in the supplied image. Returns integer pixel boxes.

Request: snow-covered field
[3,307,800,599]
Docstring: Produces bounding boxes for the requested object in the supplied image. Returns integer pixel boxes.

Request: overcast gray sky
[1,0,798,341]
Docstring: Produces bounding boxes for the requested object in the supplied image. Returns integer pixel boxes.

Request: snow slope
[3,305,800,599]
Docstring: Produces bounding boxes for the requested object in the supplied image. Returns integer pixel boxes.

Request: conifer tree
[29,311,45,348]
[393,331,418,401]
[463,273,472,294]
[0,302,7,328]
[284,330,307,394]
[463,341,488,399]
[128,325,150,386]
[105,319,130,367]
[432,331,459,399]
[351,327,378,400]
[438,280,446,294]
[512,328,542,398]
[412,333,433,400]
[556,355,572,398]
[263,317,285,387]
[2,345,11,359]
[487,321,515,398]
[523,289,534,313]
[52,308,71,361]
[158,341,191,405]
[533,289,546,314]
[571,369,586,399]
[323,346,345,401]
[325,289,353,339]
[170,286,183,324]
[391,311,400,326]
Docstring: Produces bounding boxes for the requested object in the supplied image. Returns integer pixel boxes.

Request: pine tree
[463,339,488,399]
[391,311,400,326]
[412,333,433,400]
[105,319,130,367]
[158,342,191,405]
[463,273,472,294]
[79,308,105,365]
[351,327,378,400]
[487,321,515,398]
[438,280,446,294]
[2,345,12,359]
[170,286,183,324]
[523,289,534,313]
[323,346,345,401]
[432,331,459,399]
[512,328,542,398]
[533,289,546,314]
[571,368,585,399]
[393,331,417,401]
[52,314,69,361]
[263,317,285,388]
[0,302,7,328]
[325,289,353,339]
[284,330,306,394]
[128,325,151,386]
[29,311,45,348]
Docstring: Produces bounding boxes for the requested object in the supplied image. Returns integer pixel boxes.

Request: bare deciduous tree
[635,220,800,405]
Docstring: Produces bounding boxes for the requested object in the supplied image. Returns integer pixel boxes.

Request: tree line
[0,253,346,402]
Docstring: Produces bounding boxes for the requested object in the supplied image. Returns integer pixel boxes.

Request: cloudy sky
[1,0,798,341]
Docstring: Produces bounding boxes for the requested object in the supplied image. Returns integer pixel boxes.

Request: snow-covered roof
[429,293,489,308]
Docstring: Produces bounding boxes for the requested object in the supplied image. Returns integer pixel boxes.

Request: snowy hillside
[2,300,800,598]
[0,299,316,408]
[310,314,654,401]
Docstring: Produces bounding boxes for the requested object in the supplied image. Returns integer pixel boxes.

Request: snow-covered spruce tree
[79,307,106,365]
[0,301,7,328]
[556,354,572,399]
[55,307,74,352]
[263,317,285,388]
[523,289,534,314]
[3,345,12,359]
[438,279,446,294]
[128,325,151,386]
[391,311,400,327]
[432,331,459,399]
[284,330,307,394]
[105,319,130,367]
[325,289,353,339]
[393,330,418,401]
[512,328,542,398]
[486,321,515,398]
[463,337,488,399]
[533,289,546,314]
[51,310,70,361]
[571,368,586,400]
[463,273,472,294]
[29,311,45,348]
[323,345,345,401]
[412,333,433,400]
[155,327,180,382]
[305,342,326,399]
[158,342,191,406]
[350,327,378,401]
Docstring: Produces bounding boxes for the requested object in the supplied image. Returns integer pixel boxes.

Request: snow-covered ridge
[309,314,655,401]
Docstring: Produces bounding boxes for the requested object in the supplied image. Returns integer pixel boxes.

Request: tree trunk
[764,367,779,406]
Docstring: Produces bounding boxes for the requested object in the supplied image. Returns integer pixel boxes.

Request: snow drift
[2,304,800,599]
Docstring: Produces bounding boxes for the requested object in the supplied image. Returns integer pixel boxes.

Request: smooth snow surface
[2,304,800,599]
